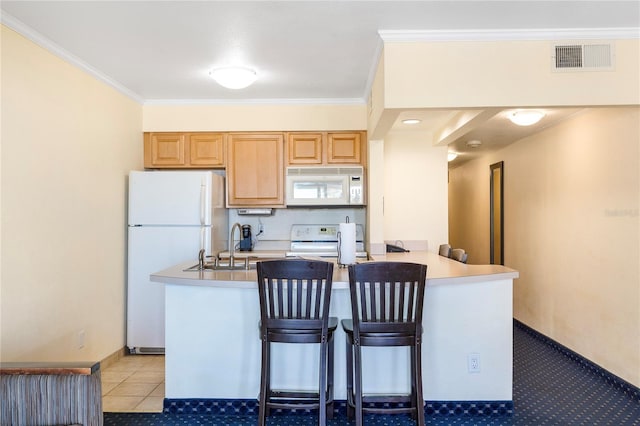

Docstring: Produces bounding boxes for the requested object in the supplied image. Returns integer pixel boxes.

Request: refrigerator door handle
[200,180,206,225]
[201,226,212,256]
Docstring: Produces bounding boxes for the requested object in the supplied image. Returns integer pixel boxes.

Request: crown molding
[362,37,384,103]
[143,98,366,106]
[2,13,145,104]
[379,28,640,42]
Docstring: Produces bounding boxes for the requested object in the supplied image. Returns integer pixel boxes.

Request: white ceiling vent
[551,41,614,71]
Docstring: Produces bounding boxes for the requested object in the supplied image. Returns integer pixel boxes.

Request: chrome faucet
[198,248,205,270]
[228,222,242,267]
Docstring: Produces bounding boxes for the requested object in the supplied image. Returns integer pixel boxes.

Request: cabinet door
[327,132,362,164]
[287,133,323,165]
[144,133,186,167]
[227,133,284,207]
[189,133,225,167]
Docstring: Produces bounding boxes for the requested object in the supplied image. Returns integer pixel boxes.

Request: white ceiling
[2,1,638,166]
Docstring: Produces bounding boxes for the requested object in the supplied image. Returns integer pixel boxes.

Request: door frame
[490,161,504,265]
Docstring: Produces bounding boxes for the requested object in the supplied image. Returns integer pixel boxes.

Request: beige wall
[383,131,448,250]
[448,158,490,263]
[143,103,367,131]
[366,50,390,140]
[1,26,143,362]
[383,39,640,108]
[365,138,385,254]
[365,131,449,256]
[448,107,640,386]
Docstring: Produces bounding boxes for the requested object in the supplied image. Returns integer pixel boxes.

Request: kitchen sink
[183,256,289,272]
[183,262,256,271]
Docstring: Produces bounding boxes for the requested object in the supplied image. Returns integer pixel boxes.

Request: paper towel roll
[338,222,356,265]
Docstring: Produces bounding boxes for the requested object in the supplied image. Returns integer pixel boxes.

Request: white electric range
[286,224,368,259]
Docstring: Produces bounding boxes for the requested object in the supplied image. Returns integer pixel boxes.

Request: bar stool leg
[258,339,269,426]
[354,343,364,426]
[345,334,354,419]
[265,341,272,417]
[410,347,417,420]
[319,339,327,426]
[327,336,335,420]
[414,343,425,426]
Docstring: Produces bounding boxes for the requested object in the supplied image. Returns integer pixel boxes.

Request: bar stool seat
[342,261,427,426]
[256,259,336,426]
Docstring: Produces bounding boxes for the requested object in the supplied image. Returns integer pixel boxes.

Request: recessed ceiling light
[402,119,421,125]
[448,152,458,162]
[508,109,545,126]
[209,67,257,89]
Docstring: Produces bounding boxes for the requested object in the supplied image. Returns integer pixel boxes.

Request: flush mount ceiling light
[209,67,257,89]
[508,109,545,126]
[402,119,421,125]
[466,140,482,148]
[448,152,458,162]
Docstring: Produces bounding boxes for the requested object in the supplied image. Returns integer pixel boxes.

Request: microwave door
[288,176,348,205]
[293,182,325,199]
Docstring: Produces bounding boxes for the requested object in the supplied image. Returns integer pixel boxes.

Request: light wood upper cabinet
[189,133,225,167]
[144,133,186,167]
[286,131,365,166]
[144,132,225,168]
[327,132,362,164]
[287,133,323,164]
[227,133,284,207]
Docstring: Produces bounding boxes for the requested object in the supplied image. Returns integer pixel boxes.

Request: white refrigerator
[127,170,228,353]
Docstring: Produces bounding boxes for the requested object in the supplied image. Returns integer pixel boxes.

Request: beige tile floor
[101,354,165,413]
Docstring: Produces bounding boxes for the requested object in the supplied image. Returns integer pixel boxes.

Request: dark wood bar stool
[451,248,468,263]
[256,259,337,426]
[342,261,428,426]
[438,243,452,257]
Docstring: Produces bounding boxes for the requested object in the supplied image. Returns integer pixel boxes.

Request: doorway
[490,162,504,265]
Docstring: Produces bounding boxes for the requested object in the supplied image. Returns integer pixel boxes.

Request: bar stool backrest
[347,262,427,344]
[438,244,452,257]
[451,249,467,263]
[257,259,334,338]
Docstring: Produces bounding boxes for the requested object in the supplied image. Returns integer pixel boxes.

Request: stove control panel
[290,224,363,243]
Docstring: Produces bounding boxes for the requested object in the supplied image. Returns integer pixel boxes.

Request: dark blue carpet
[104,320,640,425]
[103,412,511,425]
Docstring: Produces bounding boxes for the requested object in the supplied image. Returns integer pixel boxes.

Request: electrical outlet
[77,330,85,349]
[468,353,480,373]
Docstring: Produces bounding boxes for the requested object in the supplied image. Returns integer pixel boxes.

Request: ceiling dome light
[466,140,482,148]
[508,110,545,126]
[209,67,257,89]
[402,119,421,125]
[447,152,458,162]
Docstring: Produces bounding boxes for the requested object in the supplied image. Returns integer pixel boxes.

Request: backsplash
[228,207,366,250]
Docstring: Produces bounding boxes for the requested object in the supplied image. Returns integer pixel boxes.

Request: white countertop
[150,251,519,289]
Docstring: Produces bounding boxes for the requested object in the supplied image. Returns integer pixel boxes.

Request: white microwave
[286,166,365,206]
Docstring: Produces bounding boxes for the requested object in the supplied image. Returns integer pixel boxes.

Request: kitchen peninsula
[151,252,518,404]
